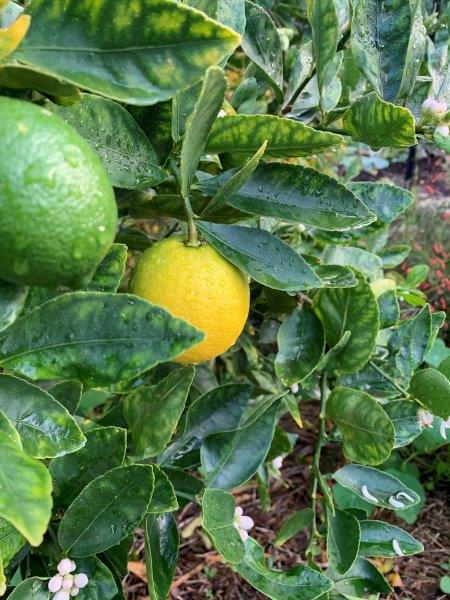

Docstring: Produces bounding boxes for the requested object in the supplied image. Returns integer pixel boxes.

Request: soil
[124,153,450,600]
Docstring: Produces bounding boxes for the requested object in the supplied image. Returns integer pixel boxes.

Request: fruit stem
[182,193,200,247]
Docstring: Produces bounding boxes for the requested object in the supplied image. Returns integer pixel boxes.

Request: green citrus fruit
[0,97,117,288]
[129,236,250,364]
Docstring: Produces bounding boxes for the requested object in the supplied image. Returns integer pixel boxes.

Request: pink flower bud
[53,591,71,600]
[70,587,80,597]
[62,575,74,590]
[74,573,89,589]
[48,574,63,593]
[57,559,73,576]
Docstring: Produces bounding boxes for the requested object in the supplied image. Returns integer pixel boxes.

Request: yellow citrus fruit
[129,236,250,364]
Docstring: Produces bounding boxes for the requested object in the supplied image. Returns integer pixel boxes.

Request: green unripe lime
[0,97,117,288]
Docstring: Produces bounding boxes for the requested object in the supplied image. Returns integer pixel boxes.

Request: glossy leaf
[326,386,395,465]
[180,66,227,198]
[50,95,165,189]
[58,464,154,557]
[73,556,118,600]
[378,290,400,329]
[202,488,245,563]
[283,42,314,109]
[313,273,379,373]
[438,355,450,379]
[158,383,251,465]
[236,538,333,600]
[331,557,391,596]
[201,397,280,489]
[0,518,25,567]
[145,513,179,600]
[0,432,52,546]
[50,426,126,508]
[384,400,422,448]
[162,467,204,508]
[0,374,85,459]
[333,464,420,510]
[359,520,423,557]
[201,141,267,216]
[274,508,314,547]
[198,222,323,292]
[11,0,240,105]
[206,114,342,157]
[0,280,27,334]
[7,578,49,599]
[148,465,178,513]
[0,410,21,448]
[0,292,203,387]
[307,0,338,106]
[242,0,283,98]
[343,92,417,148]
[347,182,413,228]
[0,13,30,61]
[313,331,351,373]
[378,245,411,269]
[124,367,194,458]
[312,265,357,289]
[327,507,360,574]
[275,307,325,386]
[429,40,450,105]
[186,0,246,34]
[385,467,425,525]
[322,246,382,278]
[197,164,375,230]
[48,380,83,414]
[351,0,426,101]
[388,305,431,382]
[409,368,450,419]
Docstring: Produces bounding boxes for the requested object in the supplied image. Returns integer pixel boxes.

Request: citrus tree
[0,0,449,599]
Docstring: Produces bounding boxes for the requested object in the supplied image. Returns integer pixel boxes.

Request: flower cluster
[421,98,448,124]
[48,559,89,599]
[234,506,254,542]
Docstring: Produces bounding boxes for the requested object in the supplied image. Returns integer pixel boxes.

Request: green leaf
[384,400,421,448]
[197,164,375,230]
[283,42,314,109]
[388,305,431,382]
[378,290,400,329]
[347,182,413,229]
[50,426,126,508]
[0,432,52,546]
[313,273,379,373]
[162,467,204,508]
[7,578,50,599]
[307,0,338,106]
[438,355,450,380]
[429,39,450,105]
[351,0,426,102]
[58,464,154,557]
[409,368,450,419]
[321,246,382,278]
[11,0,240,105]
[242,0,283,98]
[0,518,25,568]
[180,66,227,199]
[333,464,420,510]
[0,292,203,387]
[312,330,352,373]
[0,410,21,448]
[274,508,314,547]
[236,538,333,599]
[343,92,417,148]
[406,264,429,287]
[378,245,411,269]
[158,383,251,465]
[331,557,391,596]
[197,222,323,291]
[201,397,280,489]
[0,280,27,334]
[206,114,343,157]
[326,386,395,465]
[49,95,165,189]
[48,380,83,414]
[202,488,245,563]
[72,556,118,600]
[359,520,423,557]
[148,465,178,513]
[327,507,360,575]
[275,307,325,386]
[312,265,357,289]
[124,367,194,458]
[384,466,425,525]
[201,141,267,216]
[145,513,179,600]
[0,374,85,459]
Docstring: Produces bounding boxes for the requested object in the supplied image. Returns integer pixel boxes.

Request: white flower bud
[239,515,255,531]
[57,559,74,576]
[290,383,299,394]
[435,124,450,137]
[392,539,404,556]
[272,456,283,470]
[62,574,74,590]
[239,528,249,542]
[439,417,450,439]
[69,561,76,573]
[74,573,89,589]
[70,587,80,597]
[234,506,243,517]
[422,98,447,119]
[48,574,63,593]
[418,409,434,428]
[53,591,71,600]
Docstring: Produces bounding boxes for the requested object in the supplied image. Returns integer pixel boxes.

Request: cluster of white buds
[418,409,434,428]
[234,506,254,542]
[48,559,89,599]
[421,98,448,122]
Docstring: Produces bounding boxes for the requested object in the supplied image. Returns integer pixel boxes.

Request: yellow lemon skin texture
[129,236,250,364]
